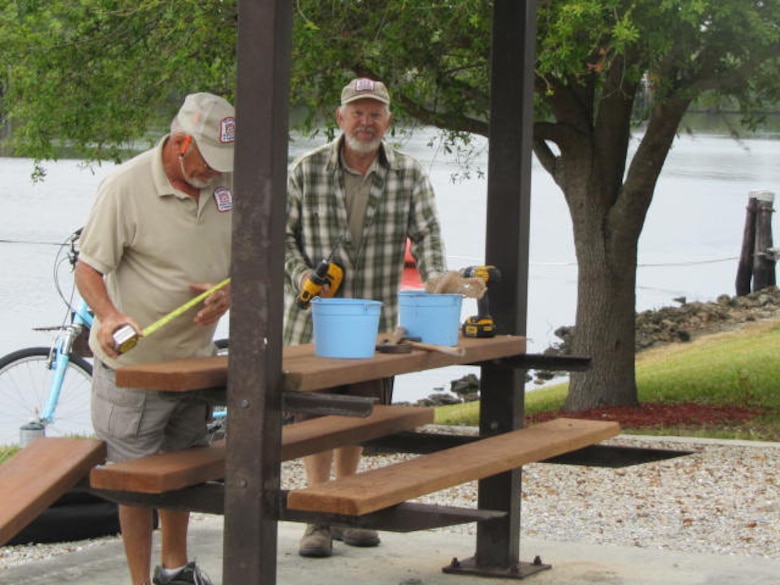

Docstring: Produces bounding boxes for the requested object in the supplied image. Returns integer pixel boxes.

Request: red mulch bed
[525,402,763,429]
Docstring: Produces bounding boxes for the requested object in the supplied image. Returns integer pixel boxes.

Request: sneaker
[152,561,214,585]
[332,526,380,547]
[298,524,333,558]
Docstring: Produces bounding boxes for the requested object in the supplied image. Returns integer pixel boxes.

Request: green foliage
[3,0,780,162]
[0,444,18,465]
[290,0,493,134]
[2,0,237,163]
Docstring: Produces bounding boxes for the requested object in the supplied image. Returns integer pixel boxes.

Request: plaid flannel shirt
[284,135,447,345]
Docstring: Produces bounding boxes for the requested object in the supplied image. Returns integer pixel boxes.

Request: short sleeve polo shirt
[79,136,232,368]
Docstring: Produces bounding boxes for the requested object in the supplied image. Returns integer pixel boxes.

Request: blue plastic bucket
[398,291,462,346]
[311,298,383,358]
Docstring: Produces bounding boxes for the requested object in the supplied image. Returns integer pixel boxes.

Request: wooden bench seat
[286,418,620,516]
[90,405,433,494]
[1,438,106,546]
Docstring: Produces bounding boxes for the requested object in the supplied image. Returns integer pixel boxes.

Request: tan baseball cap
[177,93,236,173]
[340,78,391,106]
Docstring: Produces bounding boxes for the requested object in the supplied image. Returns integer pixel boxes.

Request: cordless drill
[296,248,344,309]
[459,265,501,337]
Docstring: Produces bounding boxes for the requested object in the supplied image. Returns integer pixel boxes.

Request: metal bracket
[495,353,592,371]
[442,555,551,579]
[280,497,507,532]
[185,389,376,418]
[282,392,376,417]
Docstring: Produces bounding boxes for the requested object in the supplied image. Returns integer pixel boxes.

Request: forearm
[74,260,137,357]
[74,261,118,323]
[409,201,448,280]
[284,177,312,291]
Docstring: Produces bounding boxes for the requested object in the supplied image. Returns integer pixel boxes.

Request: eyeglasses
[182,136,219,174]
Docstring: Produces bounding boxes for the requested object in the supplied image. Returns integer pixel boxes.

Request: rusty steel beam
[475,0,538,575]
[224,1,292,584]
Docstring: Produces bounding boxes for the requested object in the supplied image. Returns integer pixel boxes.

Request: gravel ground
[1,431,778,570]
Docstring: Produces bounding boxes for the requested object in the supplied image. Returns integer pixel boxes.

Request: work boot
[332,526,381,547]
[298,524,333,558]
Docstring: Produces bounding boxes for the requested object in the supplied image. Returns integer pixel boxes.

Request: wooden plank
[114,355,228,392]
[286,418,620,516]
[115,335,526,392]
[0,438,106,546]
[91,442,227,495]
[281,405,433,461]
[284,336,526,391]
[90,406,433,494]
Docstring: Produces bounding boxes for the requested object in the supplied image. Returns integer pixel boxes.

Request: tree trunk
[564,245,639,410]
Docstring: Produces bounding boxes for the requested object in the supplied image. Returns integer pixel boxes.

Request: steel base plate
[442,556,551,579]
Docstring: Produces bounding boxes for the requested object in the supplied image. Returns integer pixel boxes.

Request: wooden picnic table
[114,334,528,393]
[102,332,624,583]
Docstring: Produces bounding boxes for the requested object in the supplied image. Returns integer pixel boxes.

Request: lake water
[1,130,779,403]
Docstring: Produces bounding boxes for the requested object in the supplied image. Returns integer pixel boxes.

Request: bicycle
[0,228,94,447]
[0,227,230,447]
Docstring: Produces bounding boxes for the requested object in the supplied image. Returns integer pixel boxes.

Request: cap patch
[355,79,375,92]
[219,117,236,144]
[213,186,233,212]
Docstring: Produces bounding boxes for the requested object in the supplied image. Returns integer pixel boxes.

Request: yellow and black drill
[459,265,501,338]
[296,246,344,309]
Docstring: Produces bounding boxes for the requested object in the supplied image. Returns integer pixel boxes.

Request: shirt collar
[151,135,180,198]
[152,134,197,200]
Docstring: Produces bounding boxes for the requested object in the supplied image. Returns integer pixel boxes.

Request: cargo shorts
[92,360,209,462]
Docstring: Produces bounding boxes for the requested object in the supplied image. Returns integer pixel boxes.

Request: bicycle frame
[38,298,94,425]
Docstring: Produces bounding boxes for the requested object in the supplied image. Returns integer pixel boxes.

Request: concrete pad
[2,519,778,585]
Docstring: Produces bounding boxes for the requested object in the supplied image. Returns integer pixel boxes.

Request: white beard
[179,156,212,189]
[344,133,382,154]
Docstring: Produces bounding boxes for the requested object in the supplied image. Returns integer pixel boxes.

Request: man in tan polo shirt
[75,93,234,585]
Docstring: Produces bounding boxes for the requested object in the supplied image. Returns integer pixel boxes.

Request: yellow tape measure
[113,277,231,353]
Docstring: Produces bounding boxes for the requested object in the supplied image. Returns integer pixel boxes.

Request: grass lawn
[436,319,780,441]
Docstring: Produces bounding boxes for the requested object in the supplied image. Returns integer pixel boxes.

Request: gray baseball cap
[340,78,391,106]
[178,93,236,173]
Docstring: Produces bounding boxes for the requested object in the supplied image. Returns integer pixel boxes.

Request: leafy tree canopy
[1,0,236,163]
[3,1,779,159]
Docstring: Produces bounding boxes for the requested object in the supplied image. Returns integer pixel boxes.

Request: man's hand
[74,259,142,358]
[299,269,333,296]
[192,282,231,326]
[98,315,143,359]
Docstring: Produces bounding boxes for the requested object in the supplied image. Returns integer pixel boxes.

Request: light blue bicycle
[0,229,94,446]
[0,228,228,446]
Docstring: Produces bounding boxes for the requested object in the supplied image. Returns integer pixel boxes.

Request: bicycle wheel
[0,347,93,446]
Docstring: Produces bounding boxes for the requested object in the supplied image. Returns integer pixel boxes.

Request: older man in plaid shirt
[284,78,448,558]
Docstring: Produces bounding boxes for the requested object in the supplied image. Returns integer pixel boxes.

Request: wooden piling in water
[736,190,775,295]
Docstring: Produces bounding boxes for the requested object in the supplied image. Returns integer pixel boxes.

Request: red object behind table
[401,239,423,290]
